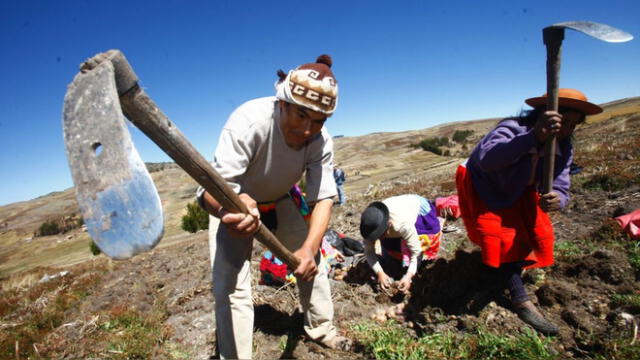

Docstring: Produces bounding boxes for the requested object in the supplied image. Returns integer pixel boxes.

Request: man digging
[198,55,351,359]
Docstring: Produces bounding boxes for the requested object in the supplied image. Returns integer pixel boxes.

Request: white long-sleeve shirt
[364,195,436,275]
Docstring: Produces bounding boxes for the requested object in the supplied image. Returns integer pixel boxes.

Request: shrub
[414,137,450,155]
[453,130,474,143]
[90,241,102,256]
[145,162,175,173]
[422,143,442,155]
[37,220,61,236]
[35,215,83,237]
[181,202,209,233]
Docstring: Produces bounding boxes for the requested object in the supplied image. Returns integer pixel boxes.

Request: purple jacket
[467,119,572,211]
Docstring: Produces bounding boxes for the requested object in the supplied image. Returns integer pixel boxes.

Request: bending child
[360,194,443,294]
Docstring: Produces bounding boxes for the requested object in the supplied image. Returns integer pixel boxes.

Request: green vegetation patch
[611,293,640,313]
[557,219,640,278]
[351,321,555,360]
[38,219,62,236]
[89,240,101,255]
[453,130,474,143]
[35,214,83,237]
[582,173,640,192]
[96,303,172,359]
[592,219,640,276]
[411,137,451,156]
[181,201,209,233]
[555,240,584,259]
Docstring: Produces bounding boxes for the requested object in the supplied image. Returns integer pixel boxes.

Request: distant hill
[332,117,500,195]
[0,165,199,277]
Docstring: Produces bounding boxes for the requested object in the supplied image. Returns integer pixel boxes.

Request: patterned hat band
[275,69,338,115]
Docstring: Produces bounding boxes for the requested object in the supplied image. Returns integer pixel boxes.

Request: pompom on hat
[275,55,338,116]
[360,202,390,241]
[525,88,603,115]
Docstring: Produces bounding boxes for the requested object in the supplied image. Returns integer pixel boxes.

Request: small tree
[181,201,210,233]
[37,220,61,236]
[90,241,102,256]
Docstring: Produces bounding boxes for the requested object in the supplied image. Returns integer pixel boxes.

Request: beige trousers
[209,197,338,359]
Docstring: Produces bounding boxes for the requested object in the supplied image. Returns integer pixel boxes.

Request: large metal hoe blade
[62,50,299,269]
[541,21,633,194]
[62,61,163,259]
[549,21,634,43]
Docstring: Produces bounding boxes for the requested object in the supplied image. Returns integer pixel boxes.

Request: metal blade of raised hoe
[552,21,634,43]
[62,62,163,259]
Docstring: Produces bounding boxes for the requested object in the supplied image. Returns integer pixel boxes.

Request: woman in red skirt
[456,89,602,335]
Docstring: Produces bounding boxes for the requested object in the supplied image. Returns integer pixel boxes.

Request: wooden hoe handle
[95,50,300,269]
[542,27,565,194]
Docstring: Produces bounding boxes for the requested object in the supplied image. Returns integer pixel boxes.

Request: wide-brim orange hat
[525,88,603,115]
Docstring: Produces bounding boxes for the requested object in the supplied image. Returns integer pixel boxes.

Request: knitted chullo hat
[275,55,338,116]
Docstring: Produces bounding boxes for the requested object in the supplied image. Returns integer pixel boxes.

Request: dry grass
[0,257,180,359]
[0,167,200,279]
[333,117,497,196]
[573,113,640,191]
[0,272,41,292]
[0,232,93,278]
[586,98,640,124]
[0,262,105,358]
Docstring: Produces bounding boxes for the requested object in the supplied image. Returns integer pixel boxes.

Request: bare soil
[38,179,639,359]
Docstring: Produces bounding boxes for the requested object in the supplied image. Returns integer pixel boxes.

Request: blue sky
[1,0,638,206]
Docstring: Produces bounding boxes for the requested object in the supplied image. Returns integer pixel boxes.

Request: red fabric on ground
[615,208,640,238]
[435,195,461,219]
[455,164,555,269]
